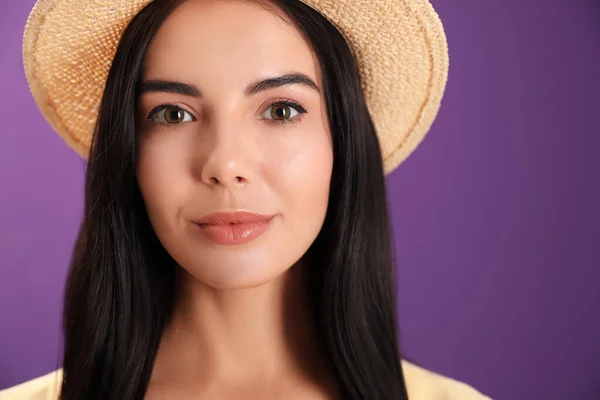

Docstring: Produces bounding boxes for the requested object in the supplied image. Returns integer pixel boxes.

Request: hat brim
[23,0,448,174]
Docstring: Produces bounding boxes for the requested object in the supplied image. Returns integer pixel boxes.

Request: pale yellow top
[0,360,491,399]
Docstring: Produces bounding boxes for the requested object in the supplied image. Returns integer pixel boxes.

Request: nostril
[204,175,247,185]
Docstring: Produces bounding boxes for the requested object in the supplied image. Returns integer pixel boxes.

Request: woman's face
[136,0,333,289]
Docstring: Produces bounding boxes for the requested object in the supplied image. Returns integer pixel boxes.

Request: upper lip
[193,211,274,225]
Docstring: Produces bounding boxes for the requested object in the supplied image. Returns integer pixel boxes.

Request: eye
[263,103,298,121]
[261,100,307,123]
[147,104,195,126]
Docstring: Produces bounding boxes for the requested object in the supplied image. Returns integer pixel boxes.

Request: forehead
[141,0,320,88]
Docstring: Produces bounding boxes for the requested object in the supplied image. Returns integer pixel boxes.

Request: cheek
[135,136,190,236]
[266,126,333,236]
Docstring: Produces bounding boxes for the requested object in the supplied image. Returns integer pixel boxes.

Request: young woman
[1,0,491,398]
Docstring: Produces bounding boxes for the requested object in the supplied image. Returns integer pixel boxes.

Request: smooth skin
[135,0,336,398]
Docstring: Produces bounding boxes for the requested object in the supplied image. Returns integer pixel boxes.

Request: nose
[197,120,256,190]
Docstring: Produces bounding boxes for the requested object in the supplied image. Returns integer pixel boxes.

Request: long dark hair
[60,0,408,398]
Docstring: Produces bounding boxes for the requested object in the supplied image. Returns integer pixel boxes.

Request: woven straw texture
[23,0,448,174]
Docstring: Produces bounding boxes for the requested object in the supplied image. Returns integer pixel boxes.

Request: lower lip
[193,217,274,245]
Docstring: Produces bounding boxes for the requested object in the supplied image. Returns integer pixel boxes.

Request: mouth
[192,211,276,245]
[192,211,275,225]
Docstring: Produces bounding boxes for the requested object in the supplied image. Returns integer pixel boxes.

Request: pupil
[167,109,182,122]
[273,106,288,120]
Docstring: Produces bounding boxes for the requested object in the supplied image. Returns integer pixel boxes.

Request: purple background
[1,0,599,398]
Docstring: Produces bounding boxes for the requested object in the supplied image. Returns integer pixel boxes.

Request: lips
[193,211,274,225]
[192,211,275,245]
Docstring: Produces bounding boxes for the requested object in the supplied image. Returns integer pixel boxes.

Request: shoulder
[401,359,493,400]
[0,369,62,400]
[0,362,491,400]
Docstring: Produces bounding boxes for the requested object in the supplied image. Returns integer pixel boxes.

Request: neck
[151,258,333,392]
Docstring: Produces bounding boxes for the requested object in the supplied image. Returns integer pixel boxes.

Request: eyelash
[146,100,308,128]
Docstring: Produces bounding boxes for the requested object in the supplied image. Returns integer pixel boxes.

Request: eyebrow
[137,73,320,98]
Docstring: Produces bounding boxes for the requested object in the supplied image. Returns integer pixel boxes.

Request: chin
[167,225,314,291]
[203,274,286,290]
[178,257,292,291]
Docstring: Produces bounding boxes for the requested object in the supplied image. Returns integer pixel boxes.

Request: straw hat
[22,0,448,174]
